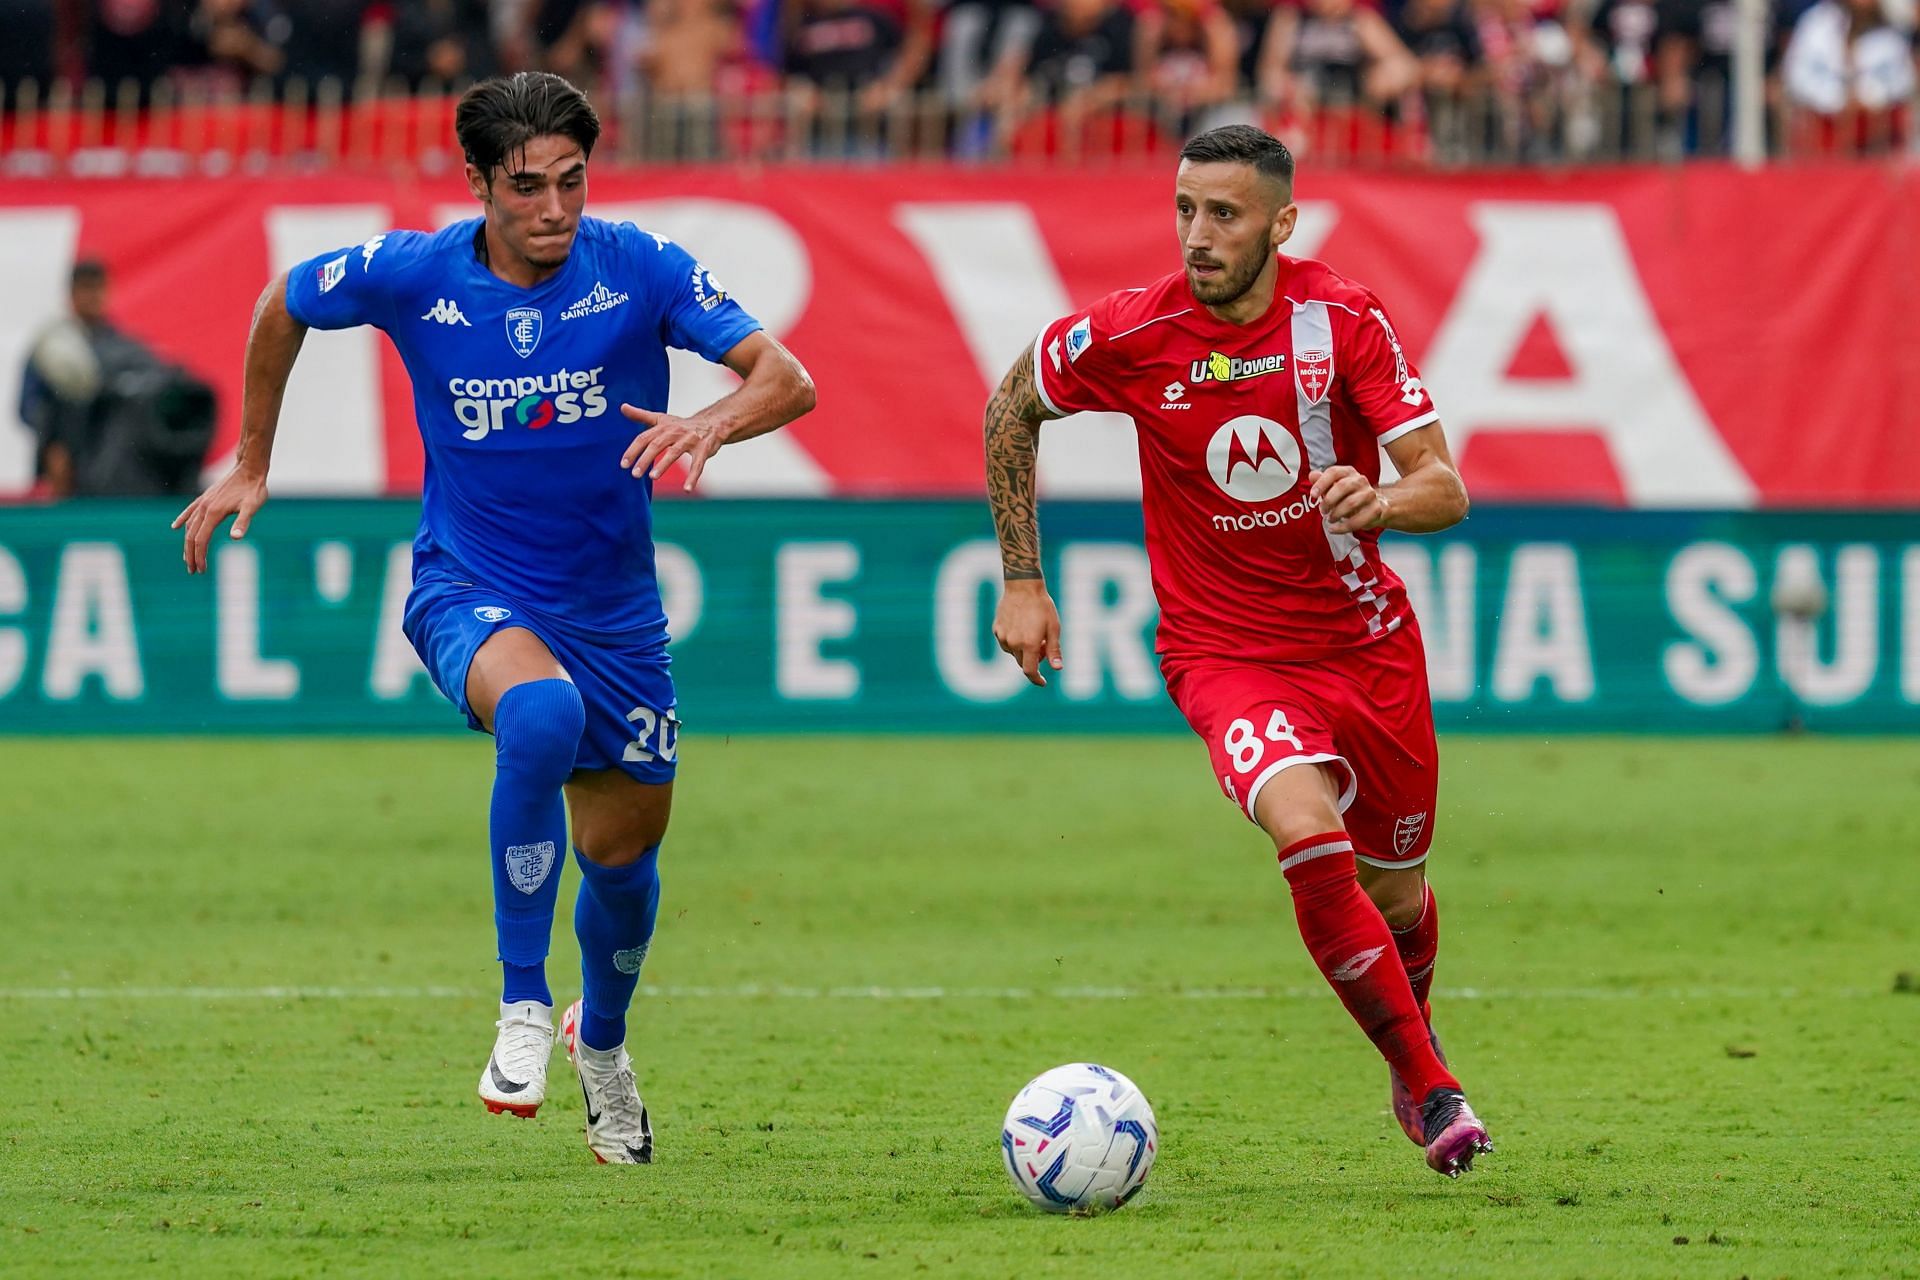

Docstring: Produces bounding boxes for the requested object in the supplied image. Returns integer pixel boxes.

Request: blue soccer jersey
[285,216,762,643]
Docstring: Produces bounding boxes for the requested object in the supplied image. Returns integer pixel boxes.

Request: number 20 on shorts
[623,705,680,763]
[1223,709,1303,774]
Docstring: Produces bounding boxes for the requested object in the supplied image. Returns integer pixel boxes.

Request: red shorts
[1161,621,1439,868]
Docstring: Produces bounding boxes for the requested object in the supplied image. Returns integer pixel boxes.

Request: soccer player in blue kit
[172,72,816,1164]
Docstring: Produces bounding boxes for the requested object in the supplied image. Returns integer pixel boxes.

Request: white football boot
[561,998,654,1164]
[478,1000,555,1118]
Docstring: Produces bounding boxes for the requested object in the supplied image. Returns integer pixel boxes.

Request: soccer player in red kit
[982,124,1492,1177]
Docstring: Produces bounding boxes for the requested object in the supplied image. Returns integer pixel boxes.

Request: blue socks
[573,845,662,1051]
[488,678,584,1006]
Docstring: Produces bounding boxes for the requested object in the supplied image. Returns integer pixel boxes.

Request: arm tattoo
[983,343,1056,580]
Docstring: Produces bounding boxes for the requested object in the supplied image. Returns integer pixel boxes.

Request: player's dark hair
[1179,125,1295,198]
[456,72,601,183]
[70,259,107,286]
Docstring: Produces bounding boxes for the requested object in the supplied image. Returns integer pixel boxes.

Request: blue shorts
[402,574,679,785]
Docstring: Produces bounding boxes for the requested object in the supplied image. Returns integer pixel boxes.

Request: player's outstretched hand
[172,467,269,575]
[620,404,724,492]
[993,579,1064,687]
[1310,465,1389,535]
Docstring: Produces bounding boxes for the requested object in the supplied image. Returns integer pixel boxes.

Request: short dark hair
[456,72,601,182]
[1178,125,1295,197]
[70,259,107,287]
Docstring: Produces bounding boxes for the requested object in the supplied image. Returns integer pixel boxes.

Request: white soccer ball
[1000,1063,1158,1213]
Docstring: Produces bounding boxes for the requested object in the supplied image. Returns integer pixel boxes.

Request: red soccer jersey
[1033,254,1439,664]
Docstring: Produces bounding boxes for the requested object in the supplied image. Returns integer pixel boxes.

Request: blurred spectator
[525,0,603,82]
[782,0,913,106]
[1219,0,1278,87]
[1782,0,1914,148]
[1396,0,1484,94]
[982,0,1137,119]
[783,0,902,87]
[86,0,183,95]
[636,0,750,93]
[1137,0,1241,123]
[172,0,288,94]
[935,0,1042,105]
[276,0,373,85]
[388,0,497,86]
[18,260,215,499]
[0,0,59,87]
[1576,0,1655,85]
[1259,0,1418,113]
[1471,0,1577,154]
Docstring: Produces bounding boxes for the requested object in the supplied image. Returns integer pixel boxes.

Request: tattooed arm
[985,341,1067,687]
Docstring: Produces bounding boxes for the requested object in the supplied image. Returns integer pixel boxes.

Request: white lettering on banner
[216,545,300,700]
[451,200,831,494]
[655,542,703,644]
[42,543,143,700]
[263,206,390,491]
[1905,547,1920,705]
[369,542,432,699]
[1775,544,1877,706]
[313,541,353,604]
[1423,204,1755,508]
[1663,543,1760,706]
[899,202,1336,499]
[1383,542,1476,701]
[0,209,82,492]
[0,546,26,698]
[895,204,1139,499]
[776,542,860,699]
[1059,543,1158,702]
[1492,544,1594,702]
[933,541,1026,702]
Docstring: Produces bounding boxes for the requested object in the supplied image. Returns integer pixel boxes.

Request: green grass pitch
[2,735,1917,1278]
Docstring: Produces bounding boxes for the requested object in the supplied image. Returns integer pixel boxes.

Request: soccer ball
[1000,1063,1158,1213]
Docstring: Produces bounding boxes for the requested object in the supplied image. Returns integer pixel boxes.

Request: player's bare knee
[1250,763,1346,853]
[573,816,668,867]
[569,774,672,865]
[1360,867,1426,929]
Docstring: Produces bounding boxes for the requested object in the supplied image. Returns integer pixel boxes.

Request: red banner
[3,164,1915,504]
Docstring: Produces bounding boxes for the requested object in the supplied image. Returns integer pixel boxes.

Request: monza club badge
[1295,349,1333,405]
[506,307,544,359]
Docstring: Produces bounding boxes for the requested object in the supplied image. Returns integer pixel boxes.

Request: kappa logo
[1047,337,1063,374]
[1330,945,1388,982]
[561,280,630,321]
[317,253,348,294]
[1296,349,1333,405]
[506,306,543,358]
[360,234,386,268]
[1064,317,1093,363]
[1190,350,1287,385]
[505,840,556,895]
[473,605,512,622]
[1394,811,1430,856]
[420,298,471,326]
[1205,414,1302,503]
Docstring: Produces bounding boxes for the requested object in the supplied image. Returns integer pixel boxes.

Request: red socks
[1279,833,1458,1102]
[1392,881,1439,1019]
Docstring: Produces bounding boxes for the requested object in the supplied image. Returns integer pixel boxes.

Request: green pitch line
[1,735,1916,1278]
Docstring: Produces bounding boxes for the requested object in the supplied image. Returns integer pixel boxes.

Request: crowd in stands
[1,0,1913,158]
